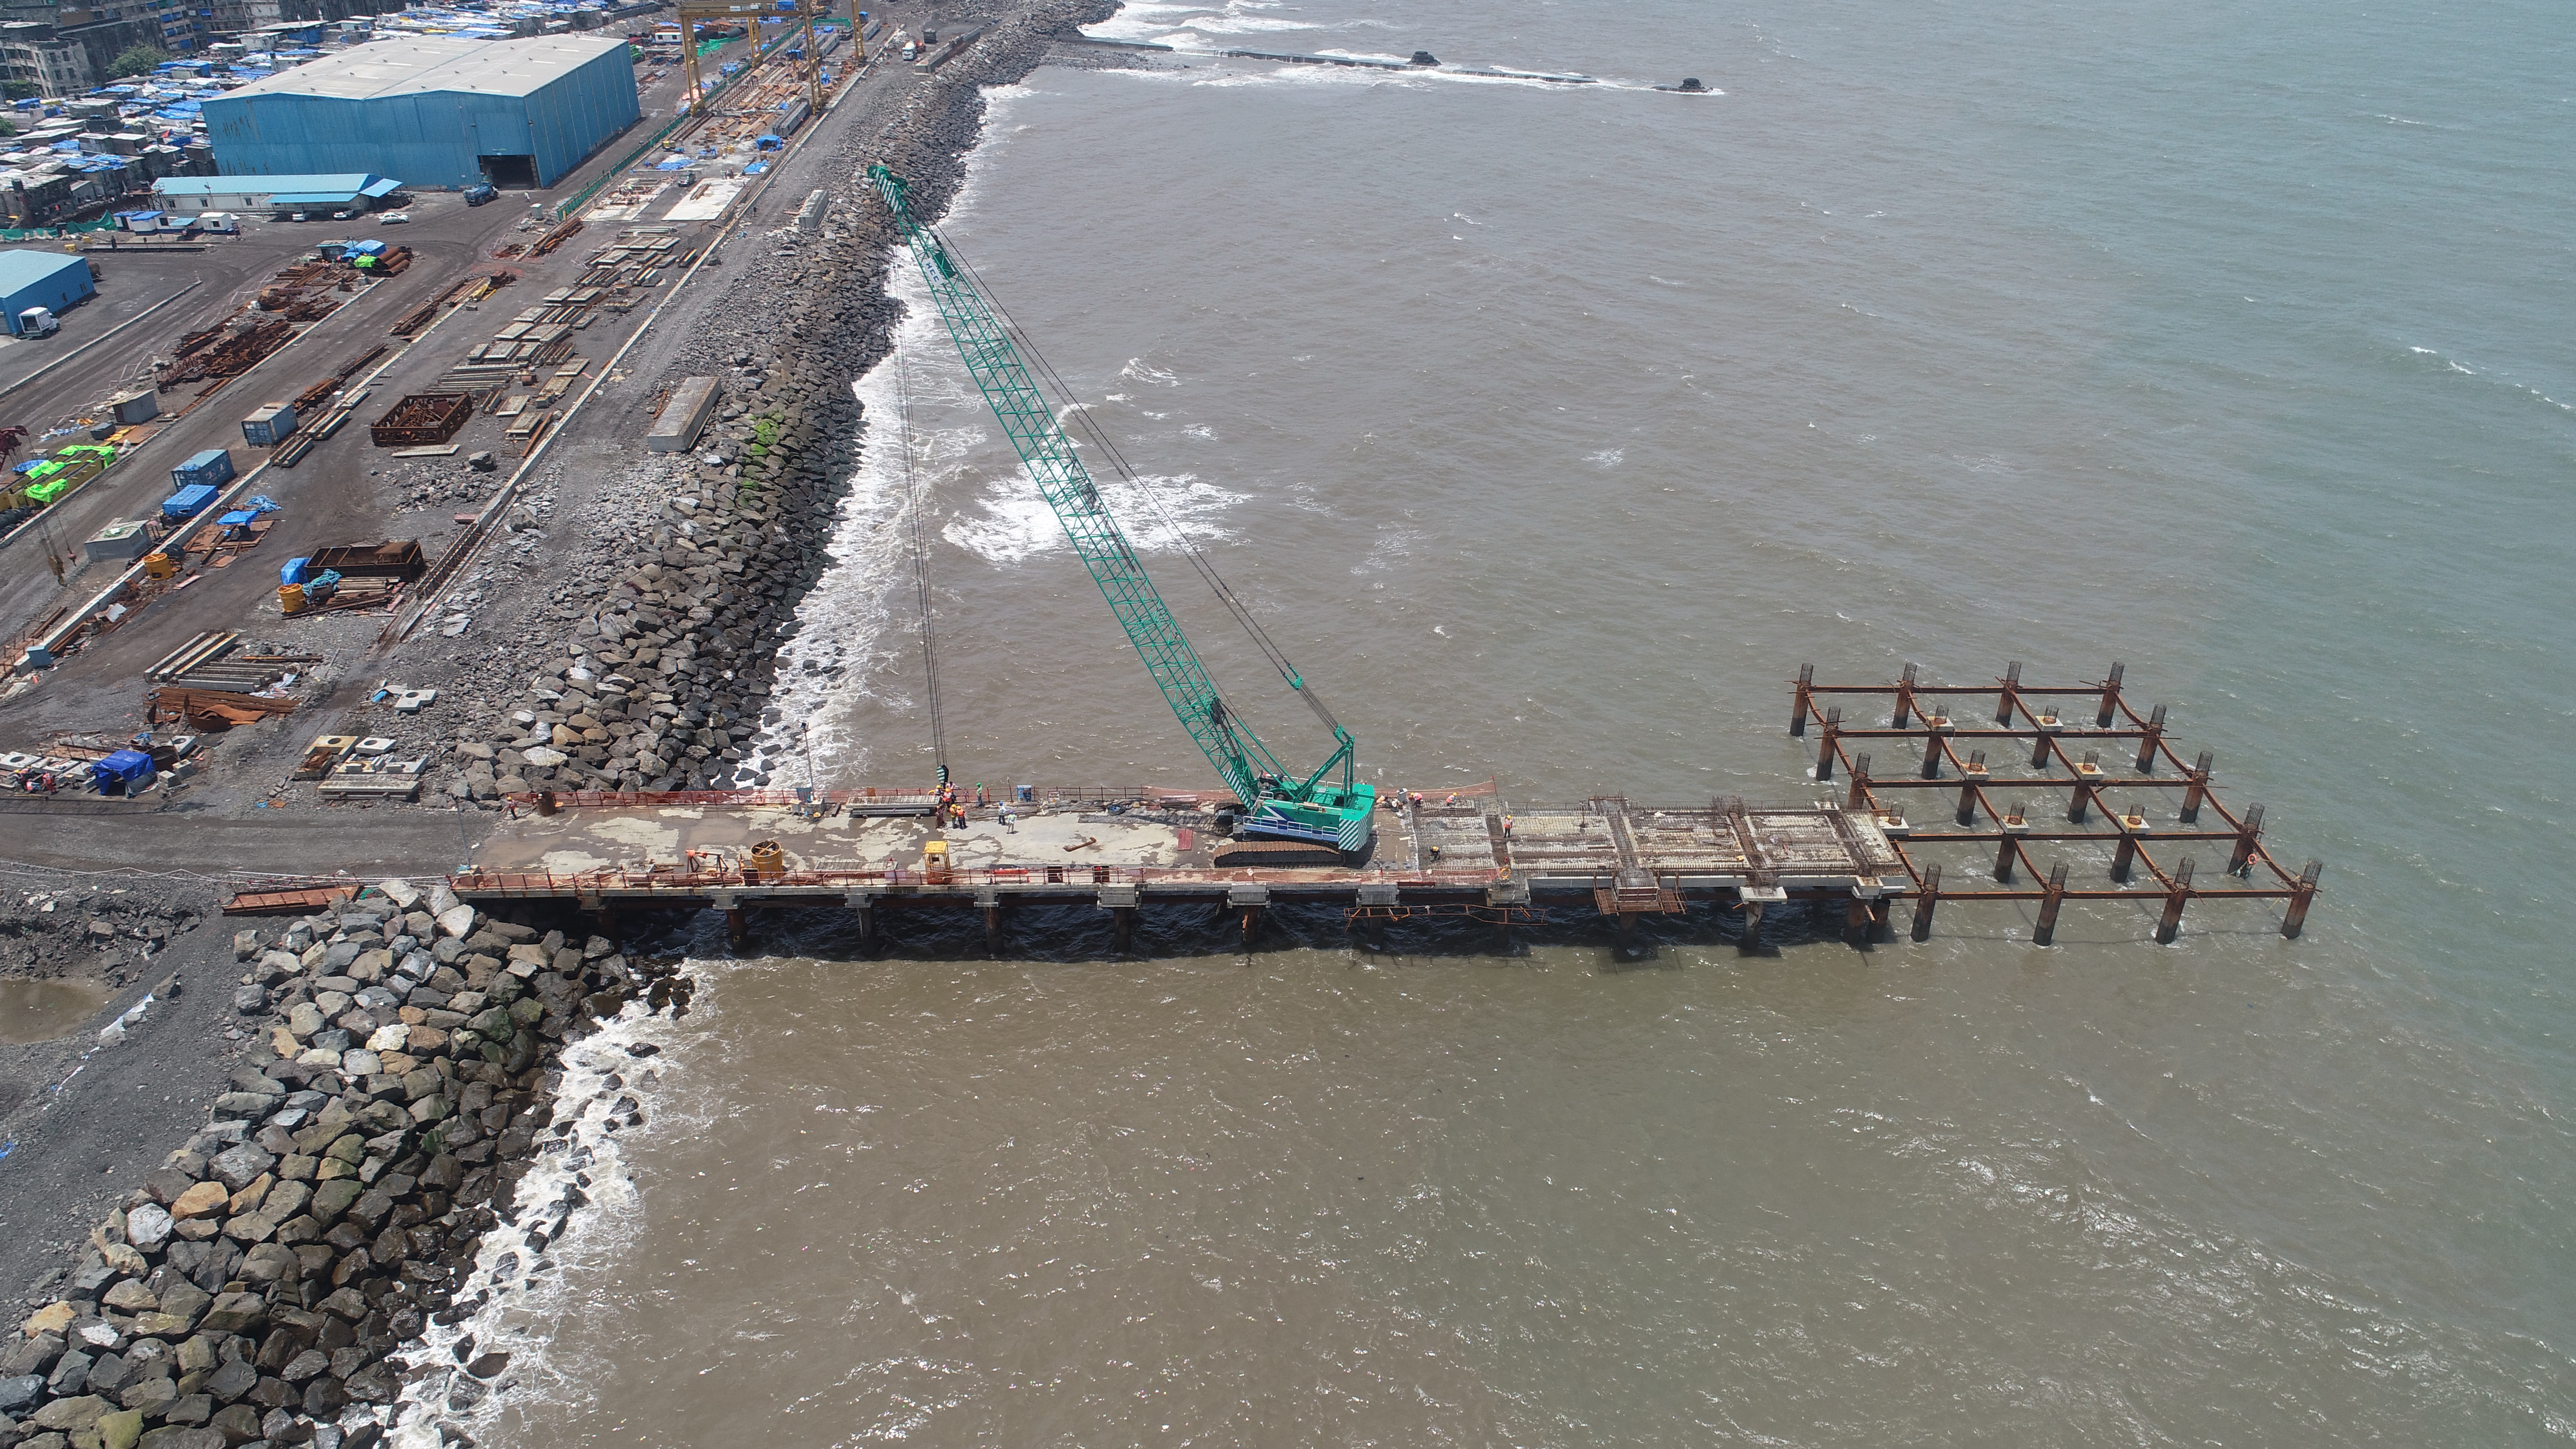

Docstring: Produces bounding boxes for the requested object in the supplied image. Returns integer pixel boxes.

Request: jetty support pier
[235,666,2320,954]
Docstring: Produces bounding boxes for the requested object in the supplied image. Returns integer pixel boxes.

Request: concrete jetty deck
[454,784,1908,951]
[222,664,2317,955]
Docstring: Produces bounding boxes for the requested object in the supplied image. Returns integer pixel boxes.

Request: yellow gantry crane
[675,0,845,119]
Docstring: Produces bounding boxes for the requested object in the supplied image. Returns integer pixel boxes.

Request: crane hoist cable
[930,223,1350,742]
[894,341,950,787]
[869,162,1372,853]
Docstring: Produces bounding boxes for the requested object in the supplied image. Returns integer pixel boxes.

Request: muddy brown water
[450,0,2575,1440]
[0,979,110,1045]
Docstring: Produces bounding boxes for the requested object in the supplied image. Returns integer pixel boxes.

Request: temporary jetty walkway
[228,665,2322,954]
[446,781,1907,952]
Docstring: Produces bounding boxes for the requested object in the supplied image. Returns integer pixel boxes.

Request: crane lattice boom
[869,165,1375,853]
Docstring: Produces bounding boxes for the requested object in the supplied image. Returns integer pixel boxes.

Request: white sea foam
[752,259,966,783]
[382,979,722,1449]
[945,471,1247,565]
[1082,43,1644,95]
[747,80,1072,784]
[1172,13,1327,35]
[1350,524,1423,575]
[1082,0,1312,43]
[2410,344,2575,411]
[1178,62,1434,91]
[755,80,1256,771]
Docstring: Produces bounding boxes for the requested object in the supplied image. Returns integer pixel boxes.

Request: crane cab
[922,837,950,884]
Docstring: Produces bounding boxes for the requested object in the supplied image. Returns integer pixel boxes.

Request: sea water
[465,0,2576,1441]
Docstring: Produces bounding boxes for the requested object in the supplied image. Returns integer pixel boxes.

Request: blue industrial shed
[201,34,642,192]
[0,251,97,336]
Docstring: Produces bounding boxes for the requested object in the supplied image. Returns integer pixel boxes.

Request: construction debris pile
[154,317,295,396]
[155,251,395,397]
[0,879,204,991]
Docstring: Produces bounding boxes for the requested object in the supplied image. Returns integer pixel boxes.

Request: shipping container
[163,483,219,522]
[170,446,236,491]
[242,402,298,448]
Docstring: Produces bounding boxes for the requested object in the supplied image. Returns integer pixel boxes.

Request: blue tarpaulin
[91,750,152,792]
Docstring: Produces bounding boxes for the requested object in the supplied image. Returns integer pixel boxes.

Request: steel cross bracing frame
[1790,661,2324,943]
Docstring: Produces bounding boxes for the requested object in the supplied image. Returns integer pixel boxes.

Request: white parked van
[17,307,59,338]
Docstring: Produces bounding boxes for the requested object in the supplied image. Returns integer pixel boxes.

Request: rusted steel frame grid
[1858,763,2267,902]
[1819,697,2309,933]
[1876,796,2297,911]
[1821,703,2299,893]
[1870,825,2282,845]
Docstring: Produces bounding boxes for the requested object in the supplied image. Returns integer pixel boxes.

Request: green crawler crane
[869,165,1377,855]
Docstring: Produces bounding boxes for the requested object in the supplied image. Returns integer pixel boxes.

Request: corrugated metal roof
[0,250,94,294]
[212,33,627,103]
[153,174,388,195]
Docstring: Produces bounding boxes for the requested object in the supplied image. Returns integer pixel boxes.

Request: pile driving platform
[221,666,2320,957]
[449,781,1904,952]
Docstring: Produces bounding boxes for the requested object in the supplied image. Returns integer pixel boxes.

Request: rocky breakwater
[445,381,861,799]
[433,0,1120,800]
[0,879,684,1449]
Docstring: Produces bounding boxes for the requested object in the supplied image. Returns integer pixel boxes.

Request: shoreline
[0,8,1120,1446]
[424,1,1120,810]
